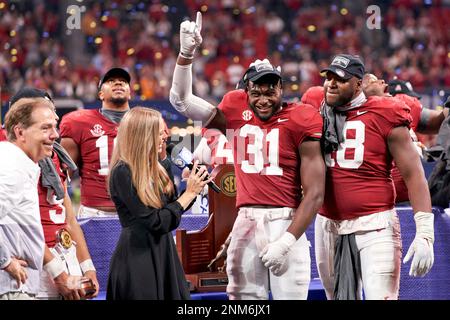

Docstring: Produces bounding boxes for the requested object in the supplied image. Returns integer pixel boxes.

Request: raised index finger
[196,11,202,31]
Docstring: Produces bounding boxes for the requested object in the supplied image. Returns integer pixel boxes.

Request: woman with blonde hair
[106,107,210,300]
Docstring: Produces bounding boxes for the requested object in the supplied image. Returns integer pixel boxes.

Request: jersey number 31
[237,124,283,175]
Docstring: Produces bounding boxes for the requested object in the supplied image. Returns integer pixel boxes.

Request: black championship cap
[388,79,421,99]
[242,59,282,84]
[9,87,53,107]
[321,54,365,80]
[98,67,131,90]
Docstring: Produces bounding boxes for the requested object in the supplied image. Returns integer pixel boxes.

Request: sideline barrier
[80,206,449,300]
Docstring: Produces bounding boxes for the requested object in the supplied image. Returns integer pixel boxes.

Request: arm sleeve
[110,163,185,234]
[169,63,217,126]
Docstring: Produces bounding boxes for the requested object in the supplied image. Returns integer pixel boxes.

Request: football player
[311,55,434,299]
[362,74,449,202]
[59,68,131,218]
[169,12,325,300]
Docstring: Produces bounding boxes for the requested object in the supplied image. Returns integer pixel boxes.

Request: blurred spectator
[0,0,448,105]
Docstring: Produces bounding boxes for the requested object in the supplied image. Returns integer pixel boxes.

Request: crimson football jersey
[201,127,234,167]
[0,129,6,141]
[392,168,409,203]
[301,86,324,112]
[38,152,68,247]
[218,90,323,209]
[302,87,417,205]
[59,109,118,208]
[394,94,422,131]
[391,94,422,202]
[320,95,412,220]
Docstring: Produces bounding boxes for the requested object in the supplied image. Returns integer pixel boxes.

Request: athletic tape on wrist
[179,52,194,59]
[414,211,435,244]
[80,259,96,274]
[44,257,65,279]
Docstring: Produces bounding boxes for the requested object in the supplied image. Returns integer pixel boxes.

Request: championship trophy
[176,164,238,292]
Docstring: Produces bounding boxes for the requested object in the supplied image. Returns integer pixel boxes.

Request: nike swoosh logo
[277,118,289,123]
[356,110,368,116]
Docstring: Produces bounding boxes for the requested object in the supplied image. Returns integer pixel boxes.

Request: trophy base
[186,272,228,292]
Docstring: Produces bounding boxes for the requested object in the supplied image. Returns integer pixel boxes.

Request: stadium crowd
[1,1,450,301]
[0,0,449,104]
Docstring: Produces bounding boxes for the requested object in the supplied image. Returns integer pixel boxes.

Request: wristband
[80,259,96,274]
[44,257,65,279]
[179,52,194,60]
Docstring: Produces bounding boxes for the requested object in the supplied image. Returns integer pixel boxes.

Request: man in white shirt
[0,94,59,299]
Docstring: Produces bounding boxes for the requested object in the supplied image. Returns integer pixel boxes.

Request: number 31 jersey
[59,109,118,208]
[218,90,323,209]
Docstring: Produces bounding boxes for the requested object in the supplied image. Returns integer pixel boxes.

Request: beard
[108,96,128,106]
[324,90,353,107]
[249,101,282,121]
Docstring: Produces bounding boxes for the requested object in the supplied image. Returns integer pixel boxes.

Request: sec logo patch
[242,110,253,121]
[221,172,236,197]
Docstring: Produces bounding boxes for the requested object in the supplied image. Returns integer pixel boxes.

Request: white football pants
[314,211,402,300]
[226,207,311,300]
[77,205,117,219]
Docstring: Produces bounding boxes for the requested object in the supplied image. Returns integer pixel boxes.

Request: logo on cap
[331,56,350,68]
[254,60,274,72]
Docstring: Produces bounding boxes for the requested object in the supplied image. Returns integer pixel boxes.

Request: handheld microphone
[166,143,221,193]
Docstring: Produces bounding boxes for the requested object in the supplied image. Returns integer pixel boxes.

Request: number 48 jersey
[59,109,118,208]
[321,96,412,220]
[218,90,323,209]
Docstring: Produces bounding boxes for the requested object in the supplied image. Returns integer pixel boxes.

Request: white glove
[179,11,202,59]
[403,211,434,277]
[259,232,296,276]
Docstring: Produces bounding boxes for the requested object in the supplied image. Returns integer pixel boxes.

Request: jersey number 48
[325,120,365,169]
